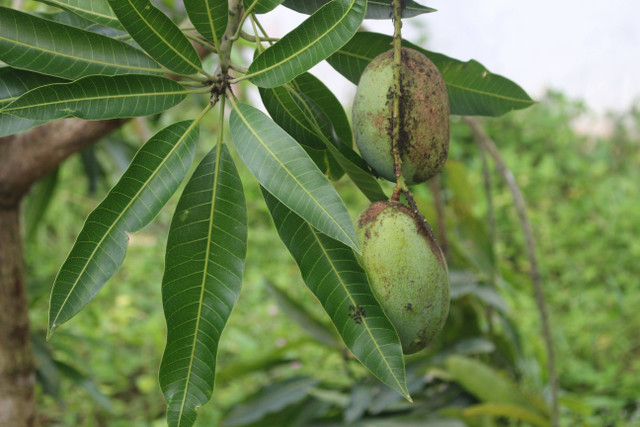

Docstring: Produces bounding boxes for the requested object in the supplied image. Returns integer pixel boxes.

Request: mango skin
[352,47,449,185]
[355,201,449,354]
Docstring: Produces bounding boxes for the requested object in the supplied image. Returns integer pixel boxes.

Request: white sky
[261,0,640,114]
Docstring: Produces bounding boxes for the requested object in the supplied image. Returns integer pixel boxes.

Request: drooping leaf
[326,32,535,116]
[35,0,123,29]
[108,0,203,75]
[2,75,188,121]
[48,120,200,336]
[243,0,284,14]
[262,189,410,400]
[229,102,358,252]
[160,143,247,427]
[0,7,163,79]
[282,0,435,19]
[246,0,366,88]
[24,168,59,242]
[446,355,550,418]
[184,0,228,48]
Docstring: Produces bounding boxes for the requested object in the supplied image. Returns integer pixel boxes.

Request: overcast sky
[262,0,640,114]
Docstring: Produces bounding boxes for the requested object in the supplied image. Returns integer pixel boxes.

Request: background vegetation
[22,89,640,426]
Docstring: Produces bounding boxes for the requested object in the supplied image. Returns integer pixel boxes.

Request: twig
[464,116,559,427]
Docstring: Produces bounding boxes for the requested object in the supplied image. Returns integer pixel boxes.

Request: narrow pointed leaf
[262,189,410,400]
[108,0,203,75]
[0,7,163,79]
[35,0,123,29]
[2,75,188,121]
[229,102,358,251]
[282,0,435,19]
[326,32,535,116]
[0,114,42,137]
[463,403,550,427]
[48,120,200,336]
[243,0,284,14]
[246,0,366,88]
[160,144,247,427]
[184,0,228,48]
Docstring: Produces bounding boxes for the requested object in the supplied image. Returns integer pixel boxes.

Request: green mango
[355,201,449,354]
[352,47,449,185]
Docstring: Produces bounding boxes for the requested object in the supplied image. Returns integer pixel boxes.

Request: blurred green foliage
[23,91,640,426]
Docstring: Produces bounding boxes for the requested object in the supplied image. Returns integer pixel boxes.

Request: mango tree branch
[464,116,559,427]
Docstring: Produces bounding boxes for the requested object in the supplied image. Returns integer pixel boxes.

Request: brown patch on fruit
[358,201,389,228]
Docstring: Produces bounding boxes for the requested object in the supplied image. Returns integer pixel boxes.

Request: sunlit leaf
[108,0,203,75]
[262,189,410,400]
[160,143,247,427]
[48,120,200,336]
[184,0,228,48]
[35,0,123,29]
[2,75,188,121]
[229,102,358,251]
[0,7,163,79]
[327,32,535,116]
[282,0,435,19]
[246,0,366,88]
[463,403,550,427]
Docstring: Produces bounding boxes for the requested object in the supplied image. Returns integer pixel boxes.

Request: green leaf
[229,102,358,252]
[35,0,123,29]
[283,0,435,19]
[2,75,188,121]
[463,403,550,427]
[243,0,284,14]
[446,356,550,417]
[246,0,366,88]
[326,32,535,116]
[0,7,163,79]
[47,120,200,336]
[108,0,203,75]
[0,113,42,138]
[184,0,228,48]
[24,168,59,242]
[160,143,247,427]
[262,189,410,400]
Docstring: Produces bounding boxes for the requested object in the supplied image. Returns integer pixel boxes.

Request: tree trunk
[0,207,35,427]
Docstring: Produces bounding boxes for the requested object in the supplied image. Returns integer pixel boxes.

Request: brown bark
[0,208,34,427]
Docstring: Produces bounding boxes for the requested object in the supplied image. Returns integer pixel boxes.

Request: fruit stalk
[391,0,406,200]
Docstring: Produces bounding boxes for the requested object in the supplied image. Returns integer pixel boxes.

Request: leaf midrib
[233,105,356,249]
[247,0,359,81]
[49,120,197,332]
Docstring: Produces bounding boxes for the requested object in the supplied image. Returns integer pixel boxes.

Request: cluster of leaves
[1,0,534,426]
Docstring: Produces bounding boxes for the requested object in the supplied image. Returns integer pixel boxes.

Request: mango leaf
[160,143,247,427]
[246,0,366,88]
[229,102,358,252]
[35,0,123,29]
[243,0,284,14]
[184,0,228,48]
[326,32,535,116]
[108,0,203,75]
[2,75,188,121]
[24,168,59,242]
[446,355,550,418]
[47,120,200,337]
[0,8,163,79]
[262,189,410,400]
[463,403,550,427]
[282,0,435,19]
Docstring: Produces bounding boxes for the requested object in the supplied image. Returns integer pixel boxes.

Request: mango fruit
[352,47,449,185]
[355,201,449,354]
